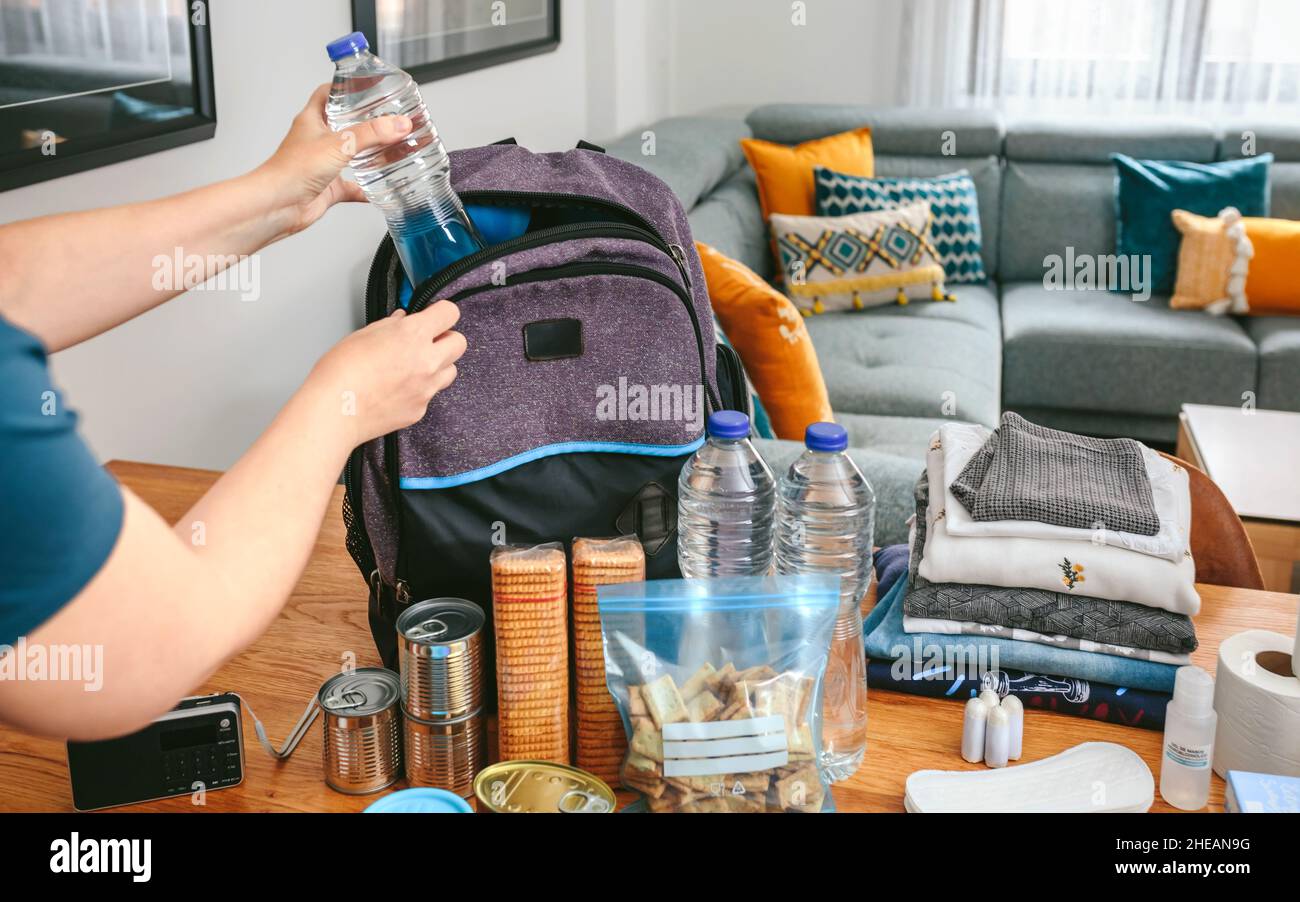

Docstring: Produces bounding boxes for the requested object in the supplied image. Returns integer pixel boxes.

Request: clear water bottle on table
[775,422,874,782]
[677,411,776,579]
[325,32,483,288]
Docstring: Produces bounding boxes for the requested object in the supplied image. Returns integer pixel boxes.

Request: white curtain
[900,0,1300,116]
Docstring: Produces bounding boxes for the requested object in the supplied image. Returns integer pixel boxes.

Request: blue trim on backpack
[398,437,705,489]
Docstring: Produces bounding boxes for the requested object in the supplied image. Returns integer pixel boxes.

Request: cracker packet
[597,575,840,812]
[571,536,645,784]
[491,543,569,764]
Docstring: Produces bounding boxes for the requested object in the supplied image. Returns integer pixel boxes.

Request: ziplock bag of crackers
[598,575,840,813]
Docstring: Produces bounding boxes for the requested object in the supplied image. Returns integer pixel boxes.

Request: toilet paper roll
[1212,630,1300,779]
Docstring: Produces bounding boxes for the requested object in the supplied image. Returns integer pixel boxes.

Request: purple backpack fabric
[342,143,747,692]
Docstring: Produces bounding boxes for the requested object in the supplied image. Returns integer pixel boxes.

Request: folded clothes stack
[864,413,1202,725]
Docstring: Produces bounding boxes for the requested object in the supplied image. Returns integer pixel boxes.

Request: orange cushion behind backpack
[697,242,834,441]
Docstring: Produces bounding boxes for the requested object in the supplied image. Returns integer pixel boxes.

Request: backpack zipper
[459,189,692,289]
[406,221,689,315]
[448,260,720,412]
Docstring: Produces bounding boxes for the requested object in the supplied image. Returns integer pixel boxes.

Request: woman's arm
[0,302,465,740]
[0,85,412,353]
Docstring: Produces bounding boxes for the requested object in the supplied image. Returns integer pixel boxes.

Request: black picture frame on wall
[0,0,216,193]
[351,0,560,84]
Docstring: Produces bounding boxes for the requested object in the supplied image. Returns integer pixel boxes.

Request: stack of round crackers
[490,544,570,764]
[571,537,645,784]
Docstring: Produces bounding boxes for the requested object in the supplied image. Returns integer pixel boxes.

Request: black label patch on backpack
[523,318,583,361]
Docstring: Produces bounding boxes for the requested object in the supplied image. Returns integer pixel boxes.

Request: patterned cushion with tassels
[769,202,955,315]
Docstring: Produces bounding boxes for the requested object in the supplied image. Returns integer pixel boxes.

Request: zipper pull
[669,244,693,289]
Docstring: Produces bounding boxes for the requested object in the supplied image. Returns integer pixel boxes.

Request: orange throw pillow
[697,242,835,440]
[740,128,875,220]
[1244,217,1300,315]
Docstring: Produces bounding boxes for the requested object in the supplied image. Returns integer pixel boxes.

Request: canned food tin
[397,599,485,721]
[403,707,484,797]
[319,668,403,795]
[474,760,616,813]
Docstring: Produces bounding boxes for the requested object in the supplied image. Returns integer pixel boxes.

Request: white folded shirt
[939,421,1191,563]
[918,440,1201,615]
[901,614,1193,665]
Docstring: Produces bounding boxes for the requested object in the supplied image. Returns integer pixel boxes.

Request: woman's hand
[307,300,467,450]
[253,84,413,241]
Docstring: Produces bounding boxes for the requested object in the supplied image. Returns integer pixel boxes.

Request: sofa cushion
[999,162,1116,282]
[1005,117,1219,164]
[1004,407,1185,445]
[604,116,751,211]
[746,105,1004,157]
[815,166,988,284]
[688,167,770,276]
[1243,316,1300,413]
[1114,153,1274,295]
[1217,123,1300,221]
[836,412,955,459]
[697,241,834,440]
[771,204,950,312]
[804,283,1002,429]
[740,128,876,220]
[1218,121,1300,162]
[1001,282,1258,419]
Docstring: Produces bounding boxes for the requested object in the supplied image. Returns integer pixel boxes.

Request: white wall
[5,0,593,470]
[586,0,674,140]
[665,0,904,117]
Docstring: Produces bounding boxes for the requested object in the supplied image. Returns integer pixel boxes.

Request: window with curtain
[901,0,1300,115]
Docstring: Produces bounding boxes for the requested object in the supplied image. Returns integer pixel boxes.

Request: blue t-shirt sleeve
[0,317,124,646]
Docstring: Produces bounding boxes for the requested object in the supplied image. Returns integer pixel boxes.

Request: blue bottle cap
[364,788,472,814]
[707,410,751,440]
[326,31,370,61]
[805,421,847,452]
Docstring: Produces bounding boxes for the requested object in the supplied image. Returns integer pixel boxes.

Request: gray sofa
[606,105,1300,544]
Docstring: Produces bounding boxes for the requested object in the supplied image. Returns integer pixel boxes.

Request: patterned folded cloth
[951,412,1161,536]
[906,478,1198,654]
[865,660,1170,731]
[865,568,1180,693]
[901,615,1192,665]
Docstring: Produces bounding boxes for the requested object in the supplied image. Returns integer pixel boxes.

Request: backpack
[341,141,749,704]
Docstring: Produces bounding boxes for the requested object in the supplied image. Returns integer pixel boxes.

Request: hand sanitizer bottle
[1159,665,1217,810]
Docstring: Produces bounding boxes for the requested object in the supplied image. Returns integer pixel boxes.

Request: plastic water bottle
[677,411,776,579]
[774,422,874,782]
[325,32,483,288]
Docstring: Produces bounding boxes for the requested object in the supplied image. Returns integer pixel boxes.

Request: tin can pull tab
[406,616,451,641]
[557,789,612,813]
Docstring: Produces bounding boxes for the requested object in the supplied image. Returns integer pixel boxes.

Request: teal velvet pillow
[1112,153,1272,295]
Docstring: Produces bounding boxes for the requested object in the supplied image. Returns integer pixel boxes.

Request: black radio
[66,692,245,811]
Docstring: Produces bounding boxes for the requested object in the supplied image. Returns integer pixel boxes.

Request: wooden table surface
[1,461,1296,813]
